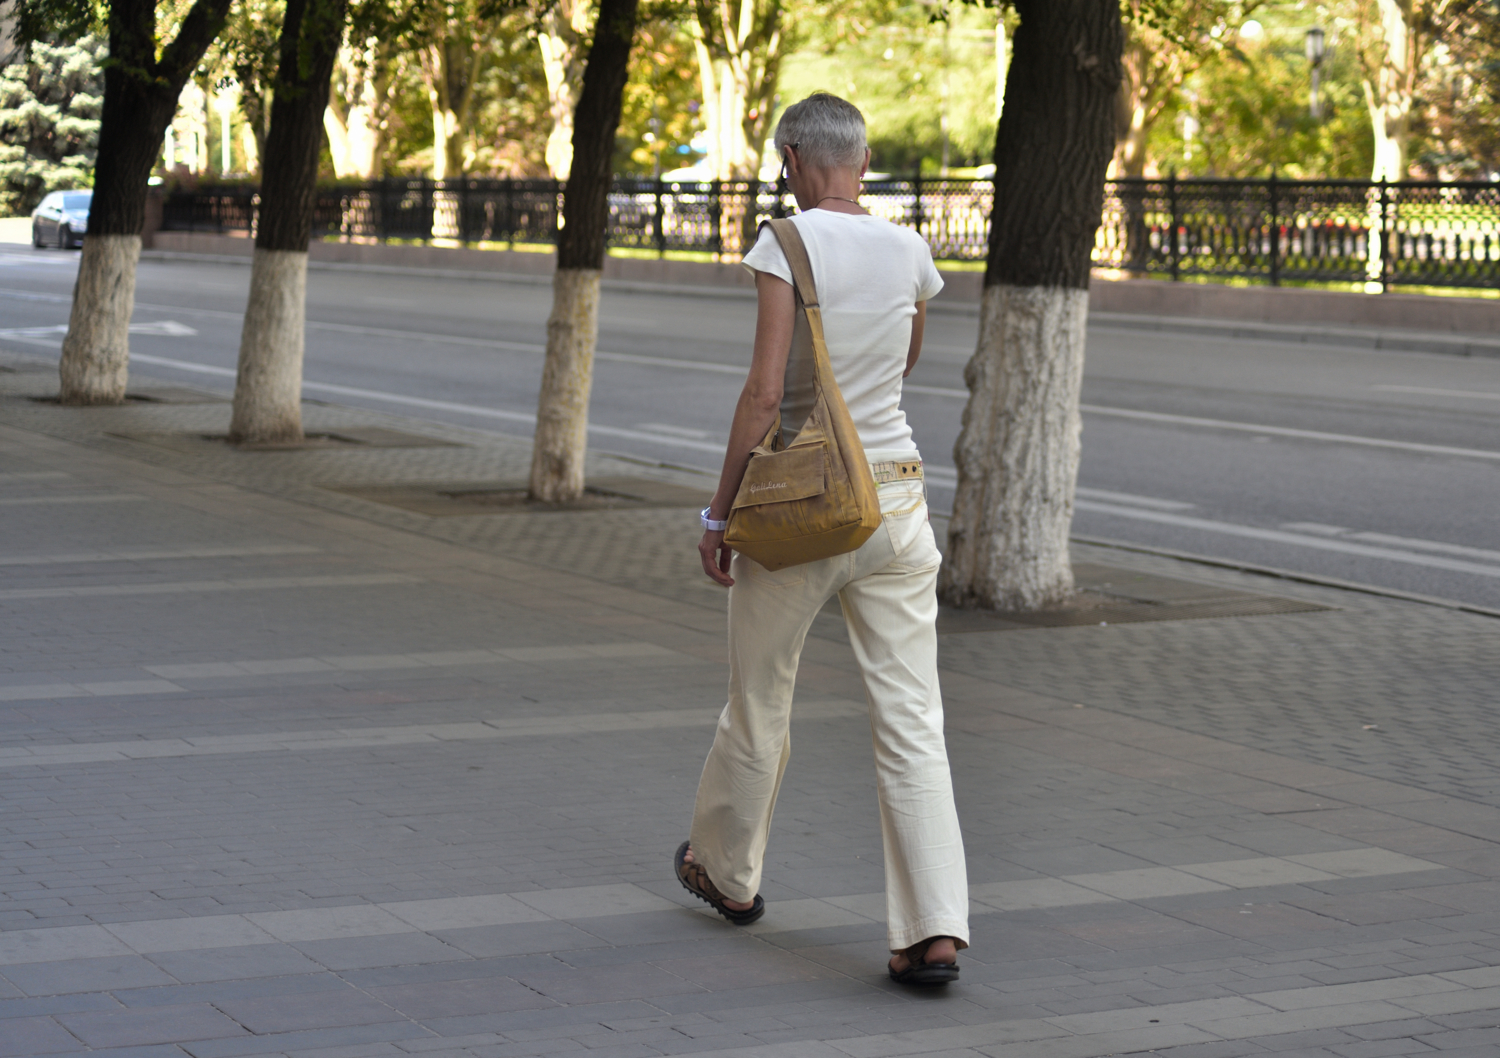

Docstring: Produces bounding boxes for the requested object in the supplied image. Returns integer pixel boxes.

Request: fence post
[1268,170,1280,287]
[710,180,722,259]
[654,176,665,258]
[551,178,562,246]
[1168,170,1180,281]
[1379,179,1390,293]
[912,163,924,235]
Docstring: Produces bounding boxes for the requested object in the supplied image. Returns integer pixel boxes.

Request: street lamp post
[1305,27,1326,120]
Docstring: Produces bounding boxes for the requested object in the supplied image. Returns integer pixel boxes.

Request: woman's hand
[695,270,795,590]
[699,530,735,587]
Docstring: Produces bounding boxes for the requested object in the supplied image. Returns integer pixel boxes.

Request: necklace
[816,195,862,208]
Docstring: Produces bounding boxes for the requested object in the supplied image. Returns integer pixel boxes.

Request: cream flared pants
[689,452,970,952]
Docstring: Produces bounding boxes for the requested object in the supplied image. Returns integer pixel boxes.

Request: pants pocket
[883,504,939,573]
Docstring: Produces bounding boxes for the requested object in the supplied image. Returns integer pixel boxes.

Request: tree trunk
[1363,0,1415,182]
[229,0,348,445]
[528,0,639,503]
[995,13,1009,124]
[938,0,1121,612]
[691,0,783,181]
[539,0,592,180]
[56,0,233,404]
[325,39,389,178]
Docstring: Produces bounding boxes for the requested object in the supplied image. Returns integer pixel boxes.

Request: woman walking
[675,92,969,985]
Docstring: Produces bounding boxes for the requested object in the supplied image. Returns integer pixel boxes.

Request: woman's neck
[791,167,867,214]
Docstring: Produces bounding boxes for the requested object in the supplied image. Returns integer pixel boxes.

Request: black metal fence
[161,175,1500,291]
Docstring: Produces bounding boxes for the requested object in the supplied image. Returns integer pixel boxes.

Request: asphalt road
[4,243,1500,612]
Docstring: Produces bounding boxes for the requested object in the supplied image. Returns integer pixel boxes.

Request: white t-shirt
[741,210,944,453]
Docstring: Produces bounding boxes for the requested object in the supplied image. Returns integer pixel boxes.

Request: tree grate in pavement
[934,561,1333,633]
[324,476,716,515]
[107,426,464,451]
[31,387,227,404]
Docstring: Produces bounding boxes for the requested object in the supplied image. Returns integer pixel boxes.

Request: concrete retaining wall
[145,231,1498,336]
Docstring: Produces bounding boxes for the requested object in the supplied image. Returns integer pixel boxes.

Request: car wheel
[58,225,71,249]
[33,222,44,248]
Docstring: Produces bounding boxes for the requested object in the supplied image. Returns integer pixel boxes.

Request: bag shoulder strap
[764,218,819,308]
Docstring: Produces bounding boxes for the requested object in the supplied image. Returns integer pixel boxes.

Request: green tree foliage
[614,14,701,173]
[0,34,103,214]
[781,0,998,173]
[1152,12,1376,177]
[204,0,283,173]
[1407,0,1496,176]
[1114,1,1259,176]
[463,8,553,175]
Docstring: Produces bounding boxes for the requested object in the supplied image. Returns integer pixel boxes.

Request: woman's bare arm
[699,270,797,587]
[904,301,927,377]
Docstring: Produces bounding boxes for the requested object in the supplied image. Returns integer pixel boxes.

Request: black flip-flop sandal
[888,936,960,986]
[675,840,765,925]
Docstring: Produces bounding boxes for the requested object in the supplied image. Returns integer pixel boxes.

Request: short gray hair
[774,93,867,172]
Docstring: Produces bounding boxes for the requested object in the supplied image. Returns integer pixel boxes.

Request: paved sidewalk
[2,351,1499,1058]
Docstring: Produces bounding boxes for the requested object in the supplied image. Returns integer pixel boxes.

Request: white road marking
[0,493,145,507]
[0,544,319,567]
[1280,522,1351,536]
[905,383,1500,462]
[0,320,196,339]
[1073,487,1195,511]
[1082,406,1500,463]
[1374,384,1500,401]
[1346,531,1500,565]
[1279,524,1500,564]
[126,354,730,454]
[633,423,711,438]
[1079,500,1500,578]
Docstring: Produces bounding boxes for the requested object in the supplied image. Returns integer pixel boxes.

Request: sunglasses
[778,142,799,189]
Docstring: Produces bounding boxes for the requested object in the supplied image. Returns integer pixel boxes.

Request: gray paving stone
[0,1014,84,1056]
[212,989,406,1033]
[180,1021,433,1058]
[113,972,347,1008]
[144,942,326,982]
[56,1001,248,1047]
[1,955,176,996]
[434,921,614,959]
[366,977,559,1020]
[292,933,472,971]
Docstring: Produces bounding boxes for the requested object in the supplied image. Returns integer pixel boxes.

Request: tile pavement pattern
[1,356,1499,1057]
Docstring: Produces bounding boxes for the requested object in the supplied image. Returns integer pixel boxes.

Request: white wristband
[701,507,729,532]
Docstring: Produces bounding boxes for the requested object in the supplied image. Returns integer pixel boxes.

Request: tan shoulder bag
[723,218,883,571]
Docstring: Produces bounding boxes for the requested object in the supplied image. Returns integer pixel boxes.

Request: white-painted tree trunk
[939,284,1088,611]
[58,234,141,404]
[230,248,307,445]
[528,268,600,502]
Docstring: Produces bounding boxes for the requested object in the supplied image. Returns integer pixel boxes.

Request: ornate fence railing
[161,175,1500,291]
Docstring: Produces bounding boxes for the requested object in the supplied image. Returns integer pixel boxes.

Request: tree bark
[325,38,390,179]
[939,0,1121,612]
[1362,0,1416,181]
[419,29,482,181]
[528,0,639,503]
[57,0,233,404]
[539,0,592,180]
[229,0,349,445]
[690,0,783,180]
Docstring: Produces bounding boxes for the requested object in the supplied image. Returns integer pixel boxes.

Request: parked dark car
[31,190,92,248]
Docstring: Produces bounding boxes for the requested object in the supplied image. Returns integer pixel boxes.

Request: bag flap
[731,446,827,508]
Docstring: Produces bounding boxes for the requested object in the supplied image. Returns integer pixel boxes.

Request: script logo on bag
[749,481,788,494]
